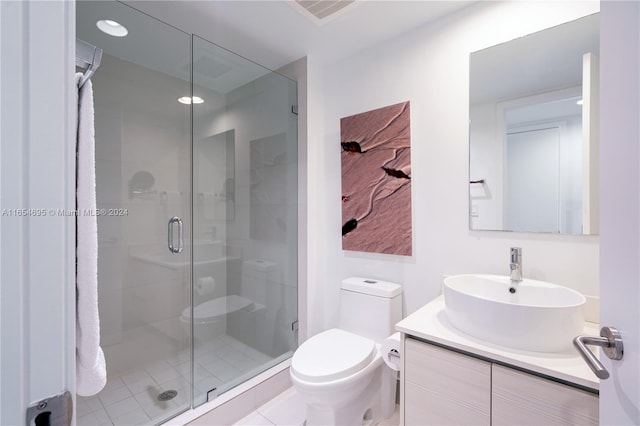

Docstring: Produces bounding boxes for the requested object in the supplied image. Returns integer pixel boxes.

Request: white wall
[306,1,600,333]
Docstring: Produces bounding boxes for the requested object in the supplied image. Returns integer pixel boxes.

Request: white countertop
[129,253,236,269]
[396,296,599,391]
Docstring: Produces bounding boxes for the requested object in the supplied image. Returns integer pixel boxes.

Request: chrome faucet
[509,247,523,282]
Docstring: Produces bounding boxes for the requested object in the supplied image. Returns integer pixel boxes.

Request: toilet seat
[291,329,376,383]
[181,295,254,325]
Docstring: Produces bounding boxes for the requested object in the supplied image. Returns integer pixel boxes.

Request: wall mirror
[469,13,599,234]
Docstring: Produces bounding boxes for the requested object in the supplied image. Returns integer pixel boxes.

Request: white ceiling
[77,1,477,94]
[123,0,477,70]
[78,1,284,93]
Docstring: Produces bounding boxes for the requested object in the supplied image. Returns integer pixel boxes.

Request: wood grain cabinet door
[404,338,491,426]
[492,364,599,426]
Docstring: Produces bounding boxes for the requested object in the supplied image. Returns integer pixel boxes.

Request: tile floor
[233,388,306,426]
[77,334,273,426]
[234,388,400,426]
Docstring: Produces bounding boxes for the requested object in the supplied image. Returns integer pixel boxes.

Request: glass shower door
[191,35,298,406]
[77,2,299,421]
[76,2,193,424]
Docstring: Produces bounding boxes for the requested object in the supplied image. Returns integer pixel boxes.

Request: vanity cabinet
[402,337,599,426]
[492,365,598,426]
[404,337,491,425]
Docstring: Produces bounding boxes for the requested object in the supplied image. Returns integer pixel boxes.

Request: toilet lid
[181,295,254,324]
[291,329,376,383]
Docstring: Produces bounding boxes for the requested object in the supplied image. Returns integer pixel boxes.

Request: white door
[0,1,76,424]
[599,2,640,424]
[505,126,560,232]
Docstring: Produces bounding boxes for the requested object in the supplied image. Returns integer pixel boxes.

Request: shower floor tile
[111,408,151,426]
[77,407,112,426]
[77,333,273,426]
[132,386,165,407]
[103,396,141,419]
[124,375,159,395]
[77,396,104,417]
[97,385,133,408]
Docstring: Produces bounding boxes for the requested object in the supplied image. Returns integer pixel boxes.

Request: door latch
[573,326,624,379]
[26,391,72,426]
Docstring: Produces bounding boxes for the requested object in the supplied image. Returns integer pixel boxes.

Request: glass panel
[76,2,192,424]
[192,35,298,406]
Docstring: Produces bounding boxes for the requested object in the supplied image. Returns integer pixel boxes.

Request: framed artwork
[340,101,412,256]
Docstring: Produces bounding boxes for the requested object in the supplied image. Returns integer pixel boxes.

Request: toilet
[237,259,283,356]
[180,294,255,341]
[290,277,402,426]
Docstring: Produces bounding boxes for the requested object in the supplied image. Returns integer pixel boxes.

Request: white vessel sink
[443,274,586,352]
[192,240,223,261]
[129,240,224,268]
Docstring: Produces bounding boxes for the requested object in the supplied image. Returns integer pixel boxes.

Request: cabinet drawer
[492,364,598,426]
[404,338,491,425]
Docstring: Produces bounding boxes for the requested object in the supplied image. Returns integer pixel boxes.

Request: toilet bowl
[290,329,387,426]
[290,277,403,426]
[181,294,255,341]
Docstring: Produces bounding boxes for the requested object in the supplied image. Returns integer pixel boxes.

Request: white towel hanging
[75,73,106,396]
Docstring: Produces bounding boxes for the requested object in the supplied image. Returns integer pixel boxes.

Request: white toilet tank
[339,277,402,342]
[241,259,280,305]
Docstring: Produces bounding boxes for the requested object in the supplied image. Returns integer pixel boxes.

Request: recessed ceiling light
[576,99,584,105]
[97,19,128,37]
[178,96,204,105]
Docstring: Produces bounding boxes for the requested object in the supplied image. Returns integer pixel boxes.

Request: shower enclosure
[76,2,298,424]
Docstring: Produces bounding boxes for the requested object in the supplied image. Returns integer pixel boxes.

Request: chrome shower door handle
[573,326,624,380]
[168,216,184,254]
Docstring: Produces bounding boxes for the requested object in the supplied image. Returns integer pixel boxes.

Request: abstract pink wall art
[340,101,412,256]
